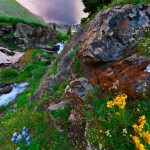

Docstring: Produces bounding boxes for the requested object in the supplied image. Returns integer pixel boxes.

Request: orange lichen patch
[90,58,150,98]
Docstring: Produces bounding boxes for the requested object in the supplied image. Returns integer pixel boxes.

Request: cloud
[17,0,88,24]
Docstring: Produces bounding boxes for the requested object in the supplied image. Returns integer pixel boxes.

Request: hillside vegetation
[0,0,44,26]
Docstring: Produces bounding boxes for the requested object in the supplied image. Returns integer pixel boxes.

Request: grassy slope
[0,0,44,25]
[0,49,72,149]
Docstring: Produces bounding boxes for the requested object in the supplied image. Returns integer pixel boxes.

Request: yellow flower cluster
[133,116,146,135]
[142,131,150,145]
[107,94,127,109]
[132,136,145,150]
[132,115,150,150]
[132,115,146,136]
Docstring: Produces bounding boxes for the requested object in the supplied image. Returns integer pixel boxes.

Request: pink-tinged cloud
[16,0,88,24]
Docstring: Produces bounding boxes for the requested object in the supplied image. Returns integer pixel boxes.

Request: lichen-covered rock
[65,78,93,149]
[65,77,93,103]
[90,53,150,98]
[80,4,150,63]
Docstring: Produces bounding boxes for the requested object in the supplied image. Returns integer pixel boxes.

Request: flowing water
[0,82,28,106]
[56,42,64,54]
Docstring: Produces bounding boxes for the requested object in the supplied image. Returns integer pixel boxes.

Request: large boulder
[80,4,150,63]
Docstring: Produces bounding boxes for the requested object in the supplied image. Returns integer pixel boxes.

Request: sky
[16,0,88,24]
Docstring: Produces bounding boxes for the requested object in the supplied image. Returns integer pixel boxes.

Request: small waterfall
[56,42,64,54]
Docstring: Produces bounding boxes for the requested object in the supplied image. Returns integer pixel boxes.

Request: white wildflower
[105,130,111,137]
[122,128,128,136]
[99,143,103,150]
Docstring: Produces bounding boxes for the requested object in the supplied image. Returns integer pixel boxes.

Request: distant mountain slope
[0,0,44,25]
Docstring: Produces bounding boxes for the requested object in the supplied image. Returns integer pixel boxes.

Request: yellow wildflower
[137,143,145,150]
[133,124,142,135]
[142,131,150,145]
[116,98,126,109]
[121,93,127,99]
[107,93,127,109]
[132,136,140,145]
[132,136,145,150]
[138,116,146,127]
[107,101,114,108]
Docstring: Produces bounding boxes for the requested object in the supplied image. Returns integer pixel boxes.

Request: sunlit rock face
[80,4,150,63]
[0,47,23,66]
